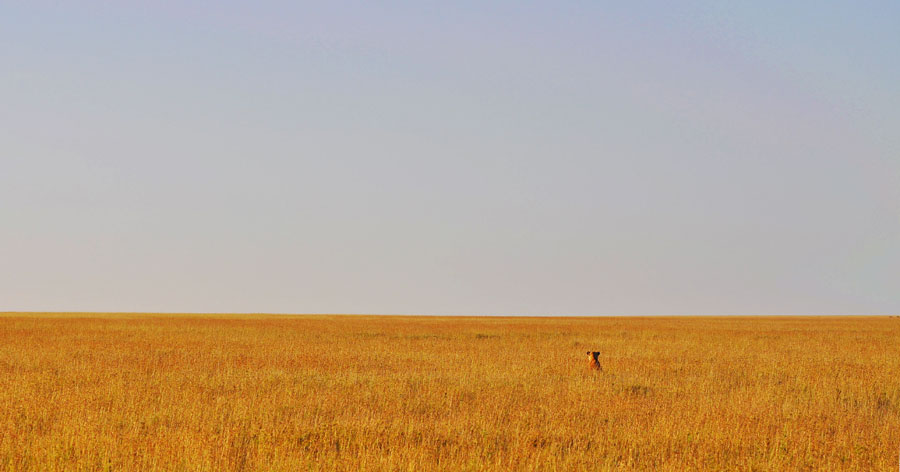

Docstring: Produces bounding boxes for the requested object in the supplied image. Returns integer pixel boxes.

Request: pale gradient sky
[2,1,898,315]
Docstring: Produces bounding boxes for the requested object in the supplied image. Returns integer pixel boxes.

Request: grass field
[0,314,897,471]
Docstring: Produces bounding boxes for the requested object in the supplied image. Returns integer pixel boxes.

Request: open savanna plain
[0,314,898,471]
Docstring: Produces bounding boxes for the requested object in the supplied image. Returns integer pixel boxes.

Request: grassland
[0,314,897,471]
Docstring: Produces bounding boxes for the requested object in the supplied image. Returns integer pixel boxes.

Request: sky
[1,1,898,315]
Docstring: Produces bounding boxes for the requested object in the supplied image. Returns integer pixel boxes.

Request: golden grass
[1,314,898,471]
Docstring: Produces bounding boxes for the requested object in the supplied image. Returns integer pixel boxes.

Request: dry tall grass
[0,314,897,471]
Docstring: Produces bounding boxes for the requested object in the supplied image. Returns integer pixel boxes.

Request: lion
[587,351,602,371]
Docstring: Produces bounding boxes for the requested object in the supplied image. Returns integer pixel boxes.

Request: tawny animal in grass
[587,351,602,371]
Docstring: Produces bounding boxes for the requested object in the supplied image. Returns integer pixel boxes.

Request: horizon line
[1,311,895,318]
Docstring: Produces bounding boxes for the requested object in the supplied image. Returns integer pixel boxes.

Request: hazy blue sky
[2,1,898,315]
